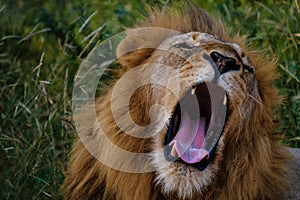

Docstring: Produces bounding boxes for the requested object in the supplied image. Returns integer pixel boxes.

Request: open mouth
[164,82,228,171]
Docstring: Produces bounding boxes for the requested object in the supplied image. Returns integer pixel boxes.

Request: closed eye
[175,42,194,49]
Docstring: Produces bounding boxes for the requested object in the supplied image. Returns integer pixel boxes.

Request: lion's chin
[151,138,223,199]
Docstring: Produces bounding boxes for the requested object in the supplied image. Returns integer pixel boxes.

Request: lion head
[63,6,290,200]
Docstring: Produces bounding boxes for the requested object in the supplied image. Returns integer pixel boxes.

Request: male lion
[63,5,296,200]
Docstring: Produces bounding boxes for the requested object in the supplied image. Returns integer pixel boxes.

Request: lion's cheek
[218,74,247,108]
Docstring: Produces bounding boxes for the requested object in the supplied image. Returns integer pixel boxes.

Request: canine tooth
[223,95,227,105]
[170,144,178,157]
[191,87,196,95]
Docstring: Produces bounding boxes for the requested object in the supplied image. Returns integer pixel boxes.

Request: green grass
[0,0,299,199]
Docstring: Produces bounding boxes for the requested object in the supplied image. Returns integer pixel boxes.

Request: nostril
[210,51,240,74]
[210,52,220,63]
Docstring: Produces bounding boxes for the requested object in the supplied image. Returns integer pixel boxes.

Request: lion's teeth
[191,87,196,95]
[170,144,178,157]
[223,95,227,105]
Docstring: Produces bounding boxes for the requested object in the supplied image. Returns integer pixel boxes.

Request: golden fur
[62,5,290,200]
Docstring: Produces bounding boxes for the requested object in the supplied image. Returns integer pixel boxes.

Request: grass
[0,0,299,199]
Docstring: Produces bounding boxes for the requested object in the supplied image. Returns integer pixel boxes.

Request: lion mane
[62,5,291,200]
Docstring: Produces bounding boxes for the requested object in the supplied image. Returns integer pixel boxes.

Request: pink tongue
[169,111,209,164]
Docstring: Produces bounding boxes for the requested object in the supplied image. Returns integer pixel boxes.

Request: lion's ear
[116,28,179,71]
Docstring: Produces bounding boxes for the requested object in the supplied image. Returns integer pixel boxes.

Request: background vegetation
[0,0,299,199]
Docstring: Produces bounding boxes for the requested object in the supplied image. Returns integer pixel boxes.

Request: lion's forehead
[158,32,240,52]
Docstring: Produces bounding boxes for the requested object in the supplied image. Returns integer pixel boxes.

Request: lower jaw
[152,149,217,199]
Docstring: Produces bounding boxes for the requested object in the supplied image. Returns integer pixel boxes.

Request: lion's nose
[210,52,240,74]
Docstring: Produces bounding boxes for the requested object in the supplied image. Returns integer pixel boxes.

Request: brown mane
[62,5,290,200]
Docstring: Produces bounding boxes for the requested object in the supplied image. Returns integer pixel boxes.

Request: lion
[62,5,294,200]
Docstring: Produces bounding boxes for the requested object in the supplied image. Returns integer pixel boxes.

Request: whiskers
[245,93,273,123]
